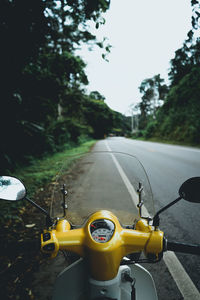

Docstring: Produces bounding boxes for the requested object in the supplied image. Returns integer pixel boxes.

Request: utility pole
[131,110,134,132]
[129,103,139,133]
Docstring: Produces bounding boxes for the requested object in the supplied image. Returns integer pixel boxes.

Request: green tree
[191,0,200,30]
[0,0,111,171]
[138,75,168,129]
[89,91,106,101]
[155,67,200,144]
[84,98,114,138]
[112,111,131,135]
[168,0,200,86]
[168,42,200,86]
[135,0,200,143]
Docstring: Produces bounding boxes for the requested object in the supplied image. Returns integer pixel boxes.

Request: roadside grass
[0,140,96,300]
[0,140,96,222]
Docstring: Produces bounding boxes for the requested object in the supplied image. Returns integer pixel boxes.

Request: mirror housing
[0,176,26,201]
[179,177,200,203]
[0,176,53,227]
[153,177,200,226]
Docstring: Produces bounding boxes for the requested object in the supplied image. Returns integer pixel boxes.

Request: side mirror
[0,176,26,201]
[179,177,200,203]
[0,176,53,227]
[153,177,200,226]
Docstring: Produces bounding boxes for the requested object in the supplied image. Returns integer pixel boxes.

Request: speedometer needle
[94,236,106,241]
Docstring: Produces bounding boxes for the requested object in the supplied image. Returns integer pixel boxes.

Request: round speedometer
[90,219,115,243]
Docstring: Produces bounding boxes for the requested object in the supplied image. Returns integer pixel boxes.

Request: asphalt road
[35,137,200,300]
[67,137,200,300]
[103,137,200,299]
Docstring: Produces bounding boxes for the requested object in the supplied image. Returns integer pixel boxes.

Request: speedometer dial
[91,228,112,243]
[90,219,115,243]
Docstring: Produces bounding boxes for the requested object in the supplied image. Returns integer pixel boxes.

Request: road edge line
[104,140,200,299]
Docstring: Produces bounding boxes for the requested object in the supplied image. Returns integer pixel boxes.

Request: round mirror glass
[179,177,200,203]
[0,176,26,201]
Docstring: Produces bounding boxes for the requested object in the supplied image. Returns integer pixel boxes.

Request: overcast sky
[77,0,193,115]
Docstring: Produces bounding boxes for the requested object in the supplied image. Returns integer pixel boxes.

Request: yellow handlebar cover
[41,210,163,280]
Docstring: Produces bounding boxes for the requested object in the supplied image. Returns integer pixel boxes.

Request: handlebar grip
[167,241,200,255]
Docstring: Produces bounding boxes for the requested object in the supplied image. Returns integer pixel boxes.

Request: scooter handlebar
[166,240,200,255]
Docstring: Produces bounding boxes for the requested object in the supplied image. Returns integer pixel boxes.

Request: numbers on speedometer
[90,219,115,243]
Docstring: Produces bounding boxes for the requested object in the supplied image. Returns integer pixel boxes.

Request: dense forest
[0,3,131,298]
[134,0,200,146]
[0,0,130,173]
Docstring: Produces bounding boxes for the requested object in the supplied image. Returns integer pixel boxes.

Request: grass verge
[0,141,97,300]
[1,140,96,221]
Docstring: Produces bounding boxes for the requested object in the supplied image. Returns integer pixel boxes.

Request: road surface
[68,137,200,300]
[33,137,200,300]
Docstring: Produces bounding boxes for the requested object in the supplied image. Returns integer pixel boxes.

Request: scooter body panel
[129,264,158,300]
[52,258,158,300]
[52,258,89,300]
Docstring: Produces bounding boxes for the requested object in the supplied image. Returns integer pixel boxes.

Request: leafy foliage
[135,1,200,146]
[168,40,200,86]
[83,98,114,138]
[89,90,106,101]
[138,75,168,129]
[155,67,200,144]
[0,0,129,173]
[0,140,96,300]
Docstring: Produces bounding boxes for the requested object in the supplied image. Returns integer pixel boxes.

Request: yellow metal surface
[41,210,164,280]
[56,219,71,232]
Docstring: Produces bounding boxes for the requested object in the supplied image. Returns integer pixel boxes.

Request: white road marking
[164,251,200,300]
[104,142,149,217]
[105,140,200,299]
